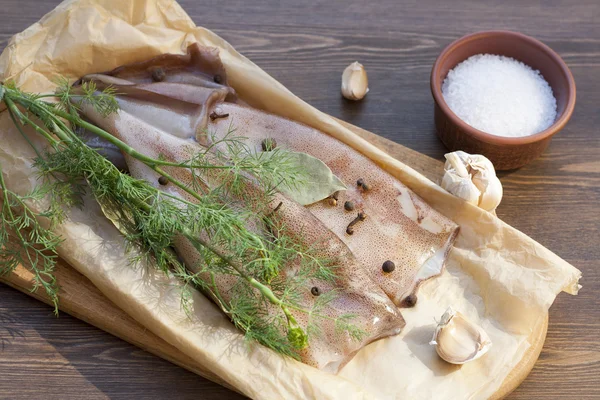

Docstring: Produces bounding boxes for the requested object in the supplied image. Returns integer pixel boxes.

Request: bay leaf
[274,151,346,206]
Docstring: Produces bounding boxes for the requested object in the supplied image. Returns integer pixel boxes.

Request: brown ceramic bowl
[430,30,576,170]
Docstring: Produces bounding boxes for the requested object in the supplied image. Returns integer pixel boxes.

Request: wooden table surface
[1,1,599,399]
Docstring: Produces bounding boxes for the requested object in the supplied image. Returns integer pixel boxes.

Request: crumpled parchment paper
[0,1,582,399]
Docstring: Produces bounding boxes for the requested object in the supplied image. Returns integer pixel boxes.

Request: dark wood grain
[1,0,599,399]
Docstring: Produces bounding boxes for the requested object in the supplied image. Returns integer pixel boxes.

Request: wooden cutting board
[0,120,547,399]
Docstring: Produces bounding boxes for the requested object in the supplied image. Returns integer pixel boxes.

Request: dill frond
[55,77,119,117]
[0,80,366,358]
[0,164,61,314]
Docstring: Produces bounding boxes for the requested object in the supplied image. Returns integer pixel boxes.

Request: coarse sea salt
[442,54,557,138]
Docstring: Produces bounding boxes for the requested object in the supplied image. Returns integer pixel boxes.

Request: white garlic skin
[430,307,492,365]
[441,151,503,212]
[341,62,369,100]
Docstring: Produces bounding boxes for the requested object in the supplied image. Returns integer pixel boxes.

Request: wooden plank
[0,119,546,399]
[1,263,236,393]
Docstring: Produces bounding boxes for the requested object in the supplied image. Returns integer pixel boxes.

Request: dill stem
[3,98,60,146]
[50,108,233,170]
[48,108,230,204]
[5,90,206,204]
[57,110,164,163]
[128,190,290,320]
[6,106,53,160]
[248,277,301,330]
[180,229,300,336]
[125,171,295,330]
[185,233,283,301]
[0,164,8,196]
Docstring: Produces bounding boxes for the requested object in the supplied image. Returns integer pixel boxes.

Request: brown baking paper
[0,1,581,399]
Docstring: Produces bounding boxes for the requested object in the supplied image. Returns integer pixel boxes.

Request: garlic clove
[430,307,492,365]
[341,62,369,100]
[441,171,481,206]
[445,151,471,178]
[475,174,503,212]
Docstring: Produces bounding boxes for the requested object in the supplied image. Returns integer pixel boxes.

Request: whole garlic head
[430,307,492,365]
[341,62,369,100]
[441,151,503,212]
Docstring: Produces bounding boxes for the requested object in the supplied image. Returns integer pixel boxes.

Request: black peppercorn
[213,74,222,84]
[344,201,355,211]
[382,260,395,273]
[158,176,168,185]
[311,287,321,296]
[151,67,166,82]
[402,294,417,308]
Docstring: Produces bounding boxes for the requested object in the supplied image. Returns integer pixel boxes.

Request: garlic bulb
[441,151,503,212]
[430,307,492,365]
[341,62,369,100]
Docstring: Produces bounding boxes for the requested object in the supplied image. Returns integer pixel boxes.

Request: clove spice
[266,201,283,219]
[210,111,230,121]
[346,212,366,235]
[356,178,370,192]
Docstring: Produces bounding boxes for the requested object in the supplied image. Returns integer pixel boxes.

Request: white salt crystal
[442,54,557,137]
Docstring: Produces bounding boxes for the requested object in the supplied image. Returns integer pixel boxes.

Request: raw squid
[78,67,405,373]
[85,43,459,308]
[78,43,458,370]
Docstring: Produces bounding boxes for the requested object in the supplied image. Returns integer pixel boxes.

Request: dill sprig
[55,76,119,117]
[0,164,62,314]
[0,80,365,358]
